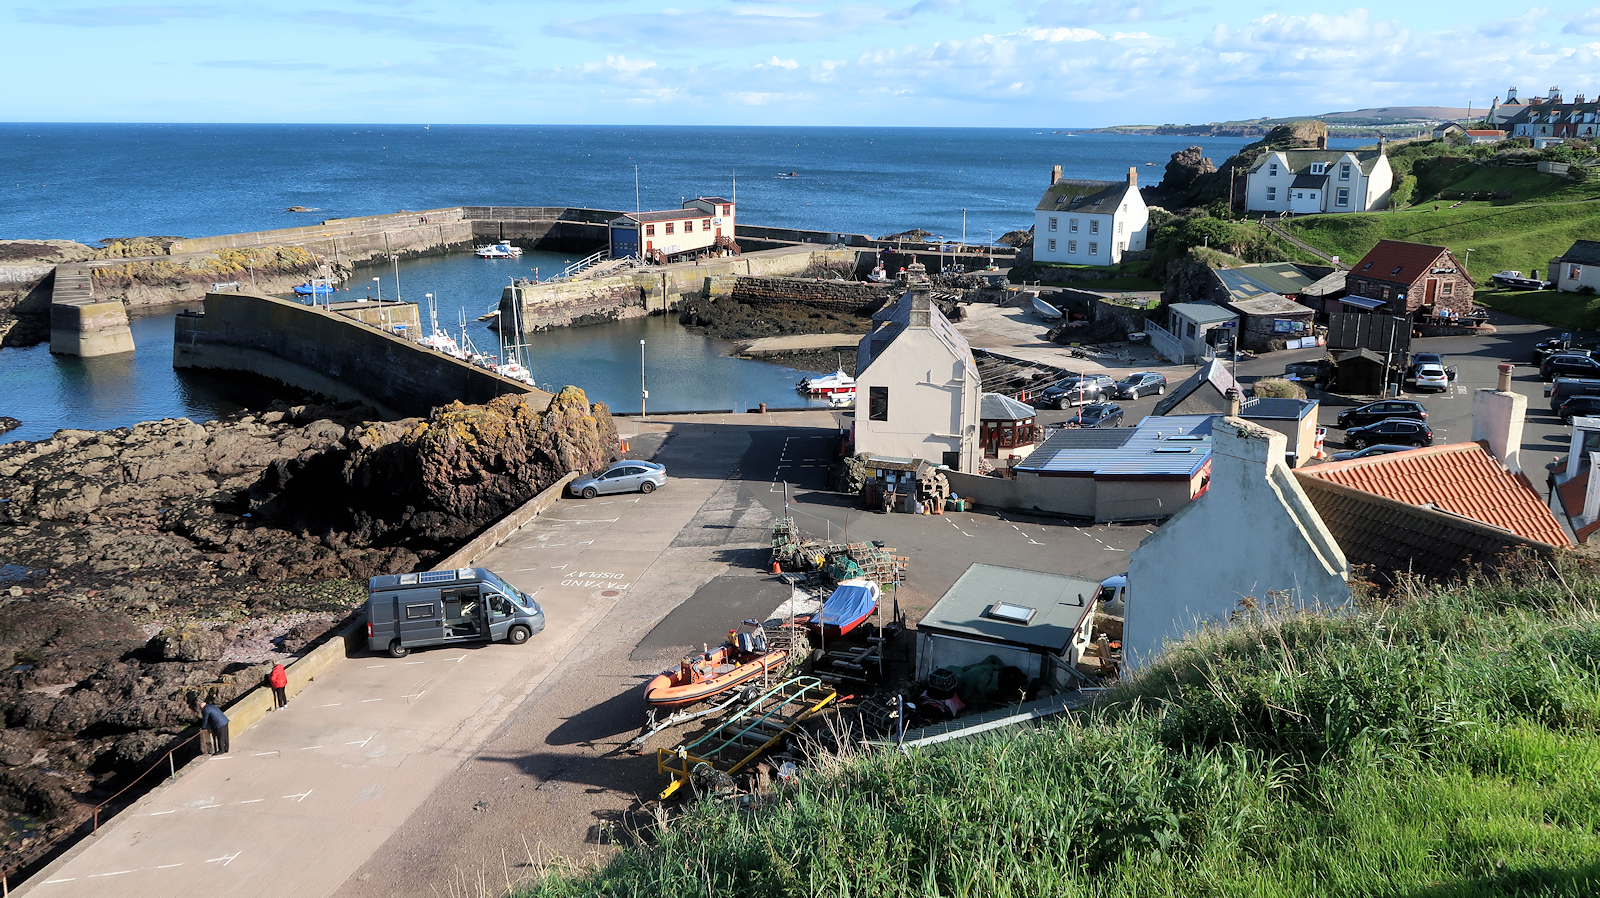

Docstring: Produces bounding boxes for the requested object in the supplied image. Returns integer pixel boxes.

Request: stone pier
[47,264,134,357]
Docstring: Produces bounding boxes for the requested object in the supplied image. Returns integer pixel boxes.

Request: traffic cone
[771,560,782,574]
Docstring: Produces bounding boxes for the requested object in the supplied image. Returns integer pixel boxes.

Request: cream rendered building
[854,290,982,472]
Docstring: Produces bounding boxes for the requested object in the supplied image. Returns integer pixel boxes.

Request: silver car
[570,460,667,498]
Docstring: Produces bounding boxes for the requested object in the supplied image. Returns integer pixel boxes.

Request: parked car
[1548,377,1600,411]
[1557,394,1600,424]
[1064,402,1125,428]
[1344,419,1434,450]
[570,460,668,498]
[1541,353,1600,382]
[1283,360,1323,383]
[1039,374,1116,409]
[1412,363,1453,392]
[1531,338,1597,367]
[1330,443,1418,462]
[1336,399,1428,430]
[1114,372,1167,399]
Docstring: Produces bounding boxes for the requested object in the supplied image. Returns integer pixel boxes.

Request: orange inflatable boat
[645,627,791,709]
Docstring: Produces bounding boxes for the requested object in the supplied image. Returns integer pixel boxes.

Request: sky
[5,2,1600,125]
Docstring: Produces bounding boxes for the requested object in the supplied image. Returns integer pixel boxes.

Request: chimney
[1472,363,1527,472]
[1507,86,1518,103]
[1378,135,1387,155]
[1550,85,1561,102]
[1317,134,1327,149]
[1225,387,1242,419]
[1577,94,1588,106]
[1127,166,1137,188]
[1584,452,1600,522]
[1051,165,1062,186]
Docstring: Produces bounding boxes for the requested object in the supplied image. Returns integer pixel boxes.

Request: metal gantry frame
[656,676,837,799]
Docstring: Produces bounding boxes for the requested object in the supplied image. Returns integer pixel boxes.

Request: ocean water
[0,124,1370,443]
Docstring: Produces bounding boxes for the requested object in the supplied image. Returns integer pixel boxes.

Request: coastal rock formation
[0,241,95,348]
[1162,147,1216,195]
[1159,122,1327,209]
[0,388,617,874]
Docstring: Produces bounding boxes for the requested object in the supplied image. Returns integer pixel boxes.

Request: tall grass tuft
[515,554,1600,898]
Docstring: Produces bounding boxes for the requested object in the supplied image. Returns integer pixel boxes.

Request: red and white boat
[798,369,856,395]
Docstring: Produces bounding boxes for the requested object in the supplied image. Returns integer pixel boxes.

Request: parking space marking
[206,851,242,866]
[299,745,324,751]
[361,698,383,703]
[155,863,183,869]
[149,810,176,816]
[88,870,134,877]
[283,790,313,802]
[347,733,377,747]
[237,799,264,804]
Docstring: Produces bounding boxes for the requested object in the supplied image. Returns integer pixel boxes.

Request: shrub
[1251,378,1306,399]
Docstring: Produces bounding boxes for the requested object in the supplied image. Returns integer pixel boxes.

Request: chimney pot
[1225,387,1242,418]
[1051,165,1062,186]
[1498,363,1514,393]
[1317,134,1327,149]
[1127,166,1137,188]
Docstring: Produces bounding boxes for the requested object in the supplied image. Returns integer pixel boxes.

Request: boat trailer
[656,676,837,799]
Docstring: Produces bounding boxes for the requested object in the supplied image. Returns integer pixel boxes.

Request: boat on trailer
[645,622,794,709]
[1033,296,1064,320]
[294,281,334,296]
[805,579,881,638]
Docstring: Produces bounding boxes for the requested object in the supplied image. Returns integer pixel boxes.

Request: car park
[1557,394,1600,424]
[570,460,668,498]
[1113,372,1167,399]
[1330,443,1418,462]
[1039,374,1115,409]
[1344,419,1434,449]
[1064,402,1124,428]
[1336,399,1428,430]
[1530,338,1593,367]
[1541,353,1600,382]
[1548,377,1600,412]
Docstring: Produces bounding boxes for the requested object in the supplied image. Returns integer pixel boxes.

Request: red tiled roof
[1299,442,1569,546]
[1464,130,1504,136]
[1555,469,1600,542]
[1350,239,1454,286]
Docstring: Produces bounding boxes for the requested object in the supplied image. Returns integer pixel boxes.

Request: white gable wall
[1124,418,1350,670]
[855,329,981,472]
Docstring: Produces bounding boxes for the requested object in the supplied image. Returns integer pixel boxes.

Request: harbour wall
[716,275,896,312]
[501,247,868,332]
[174,291,551,419]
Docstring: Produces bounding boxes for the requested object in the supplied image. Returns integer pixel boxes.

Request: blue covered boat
[810,579,881,638]
[294,282,334,296]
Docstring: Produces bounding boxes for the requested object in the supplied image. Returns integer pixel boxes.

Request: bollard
[759,403,767,413]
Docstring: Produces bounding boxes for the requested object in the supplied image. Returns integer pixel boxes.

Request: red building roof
[1350,240,1455,286]
[1299,442,1569,546]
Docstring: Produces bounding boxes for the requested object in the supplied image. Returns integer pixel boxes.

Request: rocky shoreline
[0,388,618,876]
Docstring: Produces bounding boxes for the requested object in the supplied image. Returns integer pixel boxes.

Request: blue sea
[0,124,1369,442]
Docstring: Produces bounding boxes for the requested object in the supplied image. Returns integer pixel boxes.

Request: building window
[1069,219,1079,233]
[1186,322,1197,338]
[1337,188,1350,207]
[1089,242,1099,255]
[868,386,889,421]
[721,205,731,215]
[1310,163,1326,174]
[1068,240,1077,253]
[683,220,693,233]
[1572,264,1584,281]
[645,225,655,236]
[1340,163,1351,180]
[1267,186,1276,201]
[665,223,674,234]
[1442,282,1453,296]
[1048,239,1057,252]
[1117,221,1124,234]
[1090,220,1099,234]
[1049,217,1058,231]
[1269,162,1279,176]
[703,219,711,230]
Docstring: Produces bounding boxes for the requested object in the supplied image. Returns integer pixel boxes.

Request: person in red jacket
[268,663,289,709]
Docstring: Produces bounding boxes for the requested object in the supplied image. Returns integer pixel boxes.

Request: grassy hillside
[1282,198,1600,286]
[518,557,1600,898]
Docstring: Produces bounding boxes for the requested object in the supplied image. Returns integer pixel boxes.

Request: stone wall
[174,291,550,419]
[725,276,896,312]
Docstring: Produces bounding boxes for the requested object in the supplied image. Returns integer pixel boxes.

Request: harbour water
[1,125,1371,442]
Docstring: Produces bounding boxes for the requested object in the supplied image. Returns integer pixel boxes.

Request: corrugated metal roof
[1015,415,1214,478]
[1241,397,1315,421]
[1230,262,1318,296]
[919,563,1101,651]
[1168,302,1237,325]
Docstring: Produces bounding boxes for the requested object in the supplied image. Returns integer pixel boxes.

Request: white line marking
[156,863,184,869]
[346,733,376,747]
[89,870,133,877]
[446,655,466,662]
[149,810,176,816]
[405,661,425,665]
[361,698,383,703]
[366,665,386,669]
[197,804,222,809]
[300,745,324,750]
[402,691,426,699]
[206,851,242,866]
[283,790,313,802]
[44,879,77,884]
[237,799,264,804]
[320,703,341,707]
[550,564,567,570]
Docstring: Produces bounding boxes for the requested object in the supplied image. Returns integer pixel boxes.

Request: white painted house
[854,290,982,472]
[1245,147,1392,215]
[1552,240,1600,293]
[1124,415,1350,670]
[1033,167,1148,266]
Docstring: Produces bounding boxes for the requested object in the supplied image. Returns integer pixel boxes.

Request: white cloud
[1020,26,1105,41]
[766,55,799,68]
[1480,7,1547,38]
[1031,0,1200,27]
[1565,8,1600,35]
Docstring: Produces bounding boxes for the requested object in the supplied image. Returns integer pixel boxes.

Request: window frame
[868,386,889,422]
[1089,242,1099,255]
[1336,187,1350,207]
[1048,217,1058,232]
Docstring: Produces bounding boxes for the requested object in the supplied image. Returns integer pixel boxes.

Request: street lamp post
[961,208,966,248]
[640,339,648,424]
[371,276,381,303]
[391,254,401,303]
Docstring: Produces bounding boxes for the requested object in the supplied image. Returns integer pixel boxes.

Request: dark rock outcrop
[1162,147,1217,195]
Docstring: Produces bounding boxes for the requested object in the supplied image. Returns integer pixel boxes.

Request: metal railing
[547,248,611,282]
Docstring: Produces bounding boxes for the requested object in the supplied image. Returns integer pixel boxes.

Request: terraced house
[1244,142,1393,215]
[1033,166,1148,266]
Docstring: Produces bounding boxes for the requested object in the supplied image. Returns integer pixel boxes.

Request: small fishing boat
[866,265,888,283]
[494,360,534,384]
[798,369,856,395]
[293,281,334,296]
[806,579,881,639]
[827,389,856,408]
[1033,296,1064,320]
[645,623,792,709]
[474,241,522,259]
[417,292,461,355]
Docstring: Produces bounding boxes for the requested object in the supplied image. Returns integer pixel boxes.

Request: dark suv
[1064,402,1125,428]
[1558,395,1600,424]
[1040,374,1115,409]
[1344,418,1434,449]
[1114,372,1167,399]
[1336,399,1428,430]
[1541,353,1600,382]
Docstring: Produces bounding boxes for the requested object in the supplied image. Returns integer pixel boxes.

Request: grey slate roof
[981,392,1036,421]
[1153,359,1238,417]
[1291,172,1329,189]
[1301,270,1348,297]
[1251,148,1385,176]
[1168,302,1237,326]
[1015,415,1214,479]
[858,290,977,379]
[1217,263,1318,298]
[1557,240,1600,266]
[1241,397,1316,421]
[1036,179,1135,214]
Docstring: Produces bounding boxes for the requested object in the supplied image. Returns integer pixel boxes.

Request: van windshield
[479,571,533,608]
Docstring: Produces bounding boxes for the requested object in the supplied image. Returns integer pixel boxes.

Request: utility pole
[634,164,640,213]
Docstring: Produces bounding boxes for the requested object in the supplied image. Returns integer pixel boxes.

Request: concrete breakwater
[498,245,868,332]
[175,291,548,419]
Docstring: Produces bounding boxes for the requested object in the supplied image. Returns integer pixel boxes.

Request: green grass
[1435,167,1599,204]
[1283,199,1600,288]
[1475,289,1600,331]
[516,557,1600,898]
